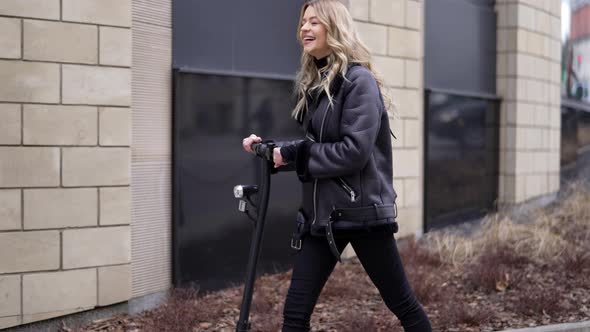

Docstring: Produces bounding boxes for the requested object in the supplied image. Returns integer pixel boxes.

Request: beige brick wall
[343,0,424,258]
[0,0,132,328]
[358,0,424,239]
[496,0,561,204]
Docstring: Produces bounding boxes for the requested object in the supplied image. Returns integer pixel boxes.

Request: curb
[501,321,590,332]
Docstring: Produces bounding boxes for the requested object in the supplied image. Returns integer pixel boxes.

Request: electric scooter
[232,141,276,332]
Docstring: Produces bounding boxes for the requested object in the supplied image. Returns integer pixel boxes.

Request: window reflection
[562,0,590,102]
[173,71,302,290]
[426,92,499,230]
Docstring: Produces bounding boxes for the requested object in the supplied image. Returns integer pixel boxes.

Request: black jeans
[281,225,432,332]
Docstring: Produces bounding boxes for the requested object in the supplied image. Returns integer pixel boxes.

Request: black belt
[326,203,398,262]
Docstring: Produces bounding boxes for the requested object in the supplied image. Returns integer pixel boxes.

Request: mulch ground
[64,186,590,332]
[63,241,590,332]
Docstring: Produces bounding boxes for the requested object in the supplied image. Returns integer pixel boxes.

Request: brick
[516,103,535,126]
[550,15,560,39]
[0,189,20,231]
[526,173,547,198]
[62,147,129,186]
[99,107,130,146]
[355,22,387,55]
[0,103,21,144]
[62,65,131,106]
[23,104,97,146]
[550,61,560,84]
[0,17,21,59]
[63,0,131,27]
[549,129,560,151]
[99,27,131,67]
[533,105,548,126]
[396,206,421,238]
[98,265,131,306]
[403,177,420,207]
[497,29,508,52]
[548,173,560,193]
[514,174,527,203]
[518,4,535,30]
[497,53,507,77]
[550,0,561,18]
[0,60,59,103]
[389,88,421,118]
[548,151,560,172]
[63,226,130,268]
[0,231,59,273]
[22,269,96,320]
[534,10,550,35]
[498,174,514,202]
[0,147,60,188]
[0,0,59,20]
[404,59,420,88]
[370,0,404,27]
[24,188,97,230]
[23,20,97,64]
[392,149,420,178]
[388,27,420,58]
[499,126,516,151]
[549,106,561,129]
[350,0,369,20]
[372,56,404,87]
[404,118,420,148]
[100,187,130,225]
[0,275,20,317]
[405,0,422,30]
[0,316,21,330]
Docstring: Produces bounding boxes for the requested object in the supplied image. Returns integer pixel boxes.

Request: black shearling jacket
[275,61,398,238]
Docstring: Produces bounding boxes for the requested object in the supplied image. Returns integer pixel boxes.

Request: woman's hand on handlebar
[273,148,288,168]
[242,134,262,154]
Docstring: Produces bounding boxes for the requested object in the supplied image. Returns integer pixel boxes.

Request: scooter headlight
[234,185,244,198]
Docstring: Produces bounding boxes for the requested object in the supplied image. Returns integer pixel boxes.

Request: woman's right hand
[242,134,262,154]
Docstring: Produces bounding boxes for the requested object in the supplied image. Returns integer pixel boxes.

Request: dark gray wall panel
[425,0,497,94]
[173,0,304,77]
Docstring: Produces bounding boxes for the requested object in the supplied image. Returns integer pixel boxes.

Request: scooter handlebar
[251,142,275,161]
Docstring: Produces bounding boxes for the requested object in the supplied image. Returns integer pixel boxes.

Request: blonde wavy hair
[292,0,393,121]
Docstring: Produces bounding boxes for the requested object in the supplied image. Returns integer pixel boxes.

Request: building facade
[0,0,579,329]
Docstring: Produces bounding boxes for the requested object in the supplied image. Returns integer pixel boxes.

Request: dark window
[424,91,499,230]
[173,71,302,290]
[561,99,590,183]
[424,0,499,231]
[173,0,304,78]
[172,0,305,290]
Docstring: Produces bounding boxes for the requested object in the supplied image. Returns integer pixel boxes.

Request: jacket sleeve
[301,68,382,179]
[269,139,304,173]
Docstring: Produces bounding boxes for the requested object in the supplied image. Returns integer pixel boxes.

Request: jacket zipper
[337,177,357,203]
[311,104,330,226]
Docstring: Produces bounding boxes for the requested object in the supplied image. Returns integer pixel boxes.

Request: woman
[242,1,432,331]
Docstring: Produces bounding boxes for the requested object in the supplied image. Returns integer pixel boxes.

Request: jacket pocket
[336,176,358,203]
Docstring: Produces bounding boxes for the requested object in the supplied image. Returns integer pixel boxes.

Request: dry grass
[68,183,590,332]
[426,183,590,269]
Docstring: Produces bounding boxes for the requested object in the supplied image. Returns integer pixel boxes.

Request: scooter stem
[236,143,273,332]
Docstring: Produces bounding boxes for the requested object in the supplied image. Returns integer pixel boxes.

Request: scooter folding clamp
[290,238,302,250]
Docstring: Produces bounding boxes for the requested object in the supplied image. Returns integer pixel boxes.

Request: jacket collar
[307,62,361,109]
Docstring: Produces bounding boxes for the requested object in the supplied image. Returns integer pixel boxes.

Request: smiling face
[299,5,331,59]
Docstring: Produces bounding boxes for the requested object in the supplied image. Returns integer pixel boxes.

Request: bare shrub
[438,301,493,327]
[513,287,565,317]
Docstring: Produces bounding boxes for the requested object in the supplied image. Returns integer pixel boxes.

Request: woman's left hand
[273,148,288,168]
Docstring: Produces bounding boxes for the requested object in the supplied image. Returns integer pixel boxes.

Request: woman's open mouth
[303,36,315,45]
